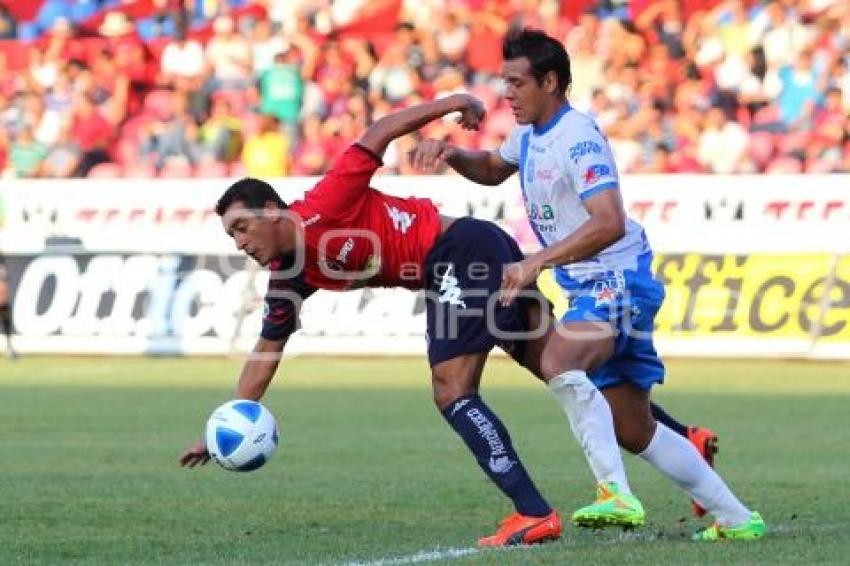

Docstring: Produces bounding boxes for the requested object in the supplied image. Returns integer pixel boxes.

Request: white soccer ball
[205,400,279,472]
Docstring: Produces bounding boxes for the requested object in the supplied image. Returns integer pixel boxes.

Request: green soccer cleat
[693,512,766,541]
[571,482,646,528]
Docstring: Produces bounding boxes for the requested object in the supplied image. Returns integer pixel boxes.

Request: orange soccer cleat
[687,426,719,517]
[477,510,562,547]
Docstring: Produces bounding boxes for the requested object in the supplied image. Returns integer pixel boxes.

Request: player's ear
[543,70,558,95]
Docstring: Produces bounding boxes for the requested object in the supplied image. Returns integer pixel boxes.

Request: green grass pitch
[1,356,848,565]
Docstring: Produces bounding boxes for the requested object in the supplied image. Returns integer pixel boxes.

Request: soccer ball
[205,400,279,472]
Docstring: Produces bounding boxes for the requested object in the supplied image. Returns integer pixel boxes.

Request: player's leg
[650,401,718,516]
[431,352,561,546]
[422,219,560,546]
[521,305,645,528]
[0,303,15,360]
[602,382,764,540]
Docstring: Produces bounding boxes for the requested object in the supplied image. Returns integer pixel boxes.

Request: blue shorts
[423,218,531,367]
[553,253,666,391]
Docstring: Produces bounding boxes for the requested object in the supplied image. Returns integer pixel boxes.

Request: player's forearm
[359,95,468,157]
[445,148,506,186]
[536,217,625,267]
[236,338,286,400]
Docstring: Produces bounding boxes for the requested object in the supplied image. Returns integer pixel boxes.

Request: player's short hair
[215,178,288,216]
[502,28,572,95]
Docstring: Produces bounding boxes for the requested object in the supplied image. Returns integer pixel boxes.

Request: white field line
[341,546,479,566]
[339,522,842,565]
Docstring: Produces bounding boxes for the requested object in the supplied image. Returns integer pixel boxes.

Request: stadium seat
[87,162,124,178]
[123,160,157,178]
[765,156,803,174]
[159,158,194,178]
[143,89,175,120]
[777,130,810,155]
[194,160,229,178]
[748,131,776,168]
[229,161,247,178]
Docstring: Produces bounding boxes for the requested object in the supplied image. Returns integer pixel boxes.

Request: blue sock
[441,394,551,517]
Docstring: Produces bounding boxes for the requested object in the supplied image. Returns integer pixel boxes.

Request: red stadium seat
[143,89,174,120]
[765,156,803,174]
[159,158,194,178]
[87,162,124,178]
[194,160,229,178]
[748,131,775,168]
[123,160,157,178]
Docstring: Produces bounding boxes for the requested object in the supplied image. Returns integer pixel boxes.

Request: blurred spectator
[777,48,821,126]
[69,92,113,176]
[140,92,198,170]
[241,114,291,177]
[159,29,205,88]
[0,5,17,40]
[197,97,241,163]
[251,18,288,77]
[8,125,48,178]
[258,49,304,139]
[697,106,750,173]
[42,121,81,178]
[205,15,252,91]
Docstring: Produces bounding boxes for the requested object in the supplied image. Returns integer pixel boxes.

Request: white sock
[548,370,632,495]
[639,423,751,526]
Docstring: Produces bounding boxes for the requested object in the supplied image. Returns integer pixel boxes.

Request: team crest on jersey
[384,203,416,234]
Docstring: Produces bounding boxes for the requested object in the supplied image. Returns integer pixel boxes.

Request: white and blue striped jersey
[499,104,651,284]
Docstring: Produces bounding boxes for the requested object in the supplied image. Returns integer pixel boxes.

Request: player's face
[501,57,549,126]
[222,201,279,267]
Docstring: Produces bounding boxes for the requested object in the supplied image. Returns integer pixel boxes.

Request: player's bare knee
[431,370,475,410]
[615,419,655,454]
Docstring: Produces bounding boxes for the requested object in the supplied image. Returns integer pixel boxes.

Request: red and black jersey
[261,144,442,341]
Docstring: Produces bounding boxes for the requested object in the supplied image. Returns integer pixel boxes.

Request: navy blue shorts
[423,218,532,367]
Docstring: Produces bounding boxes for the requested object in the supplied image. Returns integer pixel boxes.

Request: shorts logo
[384,203,416,234]
[437,264,466,308]
[569,140,602,163]
[584,164,611,186]
[592,273,624,307]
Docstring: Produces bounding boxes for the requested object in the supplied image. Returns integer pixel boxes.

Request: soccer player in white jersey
[411,28,764,541]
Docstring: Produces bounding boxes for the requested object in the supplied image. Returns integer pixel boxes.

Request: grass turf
[0,356,848,565]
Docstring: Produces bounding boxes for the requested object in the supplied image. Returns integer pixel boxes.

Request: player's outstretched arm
[179,337,286,467]
[236,337,287,400]
[357,93,484,158]
[411,140,516,186]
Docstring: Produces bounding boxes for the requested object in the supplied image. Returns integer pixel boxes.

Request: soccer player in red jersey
[180,93,645,546]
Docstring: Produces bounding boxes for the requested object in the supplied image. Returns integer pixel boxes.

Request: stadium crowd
[0,0,847,179]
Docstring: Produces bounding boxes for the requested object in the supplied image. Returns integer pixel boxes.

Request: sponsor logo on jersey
[336,237,355,263]
[437,264,466,308]
[302,213,321,227]
[584,164,612,185]
[384,203,416,234]
[526,203,555,221]
[569,140,602,163]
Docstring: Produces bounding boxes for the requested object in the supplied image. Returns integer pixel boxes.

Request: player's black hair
[502,28,572,95]
[215,178,288,217]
